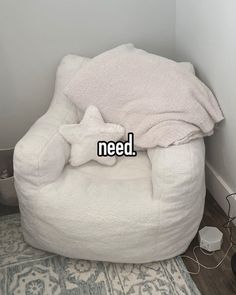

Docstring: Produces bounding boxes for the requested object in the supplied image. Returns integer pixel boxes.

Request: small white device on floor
[198,226,223,252]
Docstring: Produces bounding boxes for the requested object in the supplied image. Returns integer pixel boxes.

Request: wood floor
[183,192,236,295]
[0,203,19,216]
[0,192,235,294]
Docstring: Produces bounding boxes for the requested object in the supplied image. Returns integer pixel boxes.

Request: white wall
[0,0,176,148]
[176,0,236,195]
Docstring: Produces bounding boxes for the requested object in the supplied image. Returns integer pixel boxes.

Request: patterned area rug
[0,214,200,295]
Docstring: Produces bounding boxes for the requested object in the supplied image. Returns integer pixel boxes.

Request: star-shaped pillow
[59,105,125,166]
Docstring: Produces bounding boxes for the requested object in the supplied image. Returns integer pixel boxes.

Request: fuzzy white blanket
[65,44,224,148]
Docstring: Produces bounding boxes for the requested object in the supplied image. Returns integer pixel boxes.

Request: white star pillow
[59,105,125,166]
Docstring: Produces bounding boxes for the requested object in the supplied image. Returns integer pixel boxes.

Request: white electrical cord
[181,193,236,275]
[181,243,233,275]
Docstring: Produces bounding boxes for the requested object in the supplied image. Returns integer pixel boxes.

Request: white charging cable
[181,193,236,275]
[181,243,232,275]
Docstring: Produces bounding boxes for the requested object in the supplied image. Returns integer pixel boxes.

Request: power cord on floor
[223,193,236,246]
[181,193,236,275]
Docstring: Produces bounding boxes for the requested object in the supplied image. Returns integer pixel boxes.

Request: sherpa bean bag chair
[14,55,206,263]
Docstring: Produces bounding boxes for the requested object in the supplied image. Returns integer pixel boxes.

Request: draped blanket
[64,44,224,148]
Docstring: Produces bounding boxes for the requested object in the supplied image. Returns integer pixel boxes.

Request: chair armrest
[147,139,205,201]
[14,101,77,187]
[14,54,89,187]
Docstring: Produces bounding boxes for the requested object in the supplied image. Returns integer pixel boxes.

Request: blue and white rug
[0,214,200,295]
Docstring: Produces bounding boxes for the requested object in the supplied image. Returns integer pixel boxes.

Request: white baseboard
[205,161,236,224]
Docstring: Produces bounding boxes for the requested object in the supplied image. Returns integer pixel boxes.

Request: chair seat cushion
[17,140,205,263]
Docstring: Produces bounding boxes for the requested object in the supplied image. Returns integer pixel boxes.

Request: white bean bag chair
[14,55,206,263]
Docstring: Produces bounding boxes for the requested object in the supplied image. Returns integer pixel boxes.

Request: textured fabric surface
[65,44,223,148]
[13,55,206,263]
[13,55,89,187]
[14,141,205,263]
[60,105,124,166]
[0,214,201,295]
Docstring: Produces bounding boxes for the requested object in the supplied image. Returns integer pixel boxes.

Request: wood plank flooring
[183,192,236,295]
[0,203,19,216]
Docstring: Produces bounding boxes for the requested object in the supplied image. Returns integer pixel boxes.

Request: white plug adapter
[198,226,223,252]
